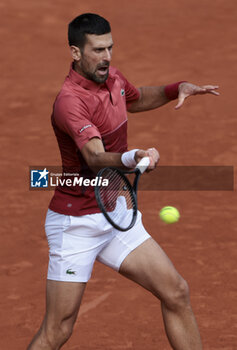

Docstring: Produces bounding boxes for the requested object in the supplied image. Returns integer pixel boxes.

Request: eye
[94,48,104,53]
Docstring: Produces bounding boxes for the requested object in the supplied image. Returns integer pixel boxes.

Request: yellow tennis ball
[159,206,180,224]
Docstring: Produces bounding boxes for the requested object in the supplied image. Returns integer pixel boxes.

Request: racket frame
[95,167,142,231]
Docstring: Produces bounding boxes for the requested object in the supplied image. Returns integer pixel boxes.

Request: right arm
[54,95,159,172]
[80,137,159,173]
[81,137,123,171]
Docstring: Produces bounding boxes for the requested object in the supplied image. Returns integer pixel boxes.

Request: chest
[90,79,128,136]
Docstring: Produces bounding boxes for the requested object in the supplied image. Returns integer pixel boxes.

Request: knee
[43,321,74,349]
[59,322,74,343]
[163,276,190,311]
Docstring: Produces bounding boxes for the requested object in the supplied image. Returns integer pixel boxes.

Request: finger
[148,148,159,163]
[208,90,220,96]
[192,87,208,95]
[146,157,157,171]
[200,85,220,96]
[202,85,219,90]
[147,148,160,170]
[175,95,185,109]
[148,156,155,169]
[148,148,159,161]
[134,149,147,163]
[201,85,220,95]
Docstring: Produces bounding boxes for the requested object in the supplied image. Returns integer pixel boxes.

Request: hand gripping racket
[94,157,150,231]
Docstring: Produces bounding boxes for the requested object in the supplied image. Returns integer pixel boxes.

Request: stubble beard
[80,60,109,84]
[86,70,109,84]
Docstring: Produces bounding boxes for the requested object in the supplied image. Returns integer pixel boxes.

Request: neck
[72,61,83,76]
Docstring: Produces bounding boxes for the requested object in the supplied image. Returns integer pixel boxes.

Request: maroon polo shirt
[49,64,140,216]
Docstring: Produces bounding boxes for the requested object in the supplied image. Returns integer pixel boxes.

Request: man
[27,13,219,350]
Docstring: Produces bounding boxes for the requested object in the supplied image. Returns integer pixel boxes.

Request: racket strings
[98,168,136,229]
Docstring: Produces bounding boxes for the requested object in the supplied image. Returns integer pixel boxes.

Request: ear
[70,46,81,61]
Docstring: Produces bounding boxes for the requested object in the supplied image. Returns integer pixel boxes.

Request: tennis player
[27,13,219,350]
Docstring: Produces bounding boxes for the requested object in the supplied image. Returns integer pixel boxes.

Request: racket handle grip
[135,156,150,174]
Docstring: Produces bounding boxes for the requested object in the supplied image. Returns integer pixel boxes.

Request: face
[72,33,113,84]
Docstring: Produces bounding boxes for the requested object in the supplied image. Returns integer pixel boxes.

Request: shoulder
[55,91,86,112]
[53,90,91,128]
[54,77,98,113]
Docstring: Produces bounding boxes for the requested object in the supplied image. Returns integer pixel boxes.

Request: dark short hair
[68,13,111,49]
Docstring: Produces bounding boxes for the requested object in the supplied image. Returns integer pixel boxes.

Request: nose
[104,48,112,62]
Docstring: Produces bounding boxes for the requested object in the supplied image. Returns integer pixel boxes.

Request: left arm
[127,86,169,113]
[127,82,219,113]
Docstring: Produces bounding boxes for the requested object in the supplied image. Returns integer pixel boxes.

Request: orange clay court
[0,1,237,349]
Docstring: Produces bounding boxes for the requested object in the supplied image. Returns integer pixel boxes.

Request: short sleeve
[53,94,101,150]
[115,69,140,108]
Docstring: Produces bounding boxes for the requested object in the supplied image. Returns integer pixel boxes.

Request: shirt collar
[68,63,115,92]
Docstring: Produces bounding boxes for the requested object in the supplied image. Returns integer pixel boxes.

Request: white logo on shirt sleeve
[79,124,92,133]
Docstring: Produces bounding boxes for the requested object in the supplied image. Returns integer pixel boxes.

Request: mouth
[97,65,109,76]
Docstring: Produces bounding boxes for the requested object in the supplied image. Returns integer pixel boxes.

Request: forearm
[88,151,123,171]
[128,86,169,113]
[128,81,185,113]
[81,138,158,173]
[81,138,123,172]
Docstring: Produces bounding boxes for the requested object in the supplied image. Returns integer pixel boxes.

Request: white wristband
[121,149,139,168]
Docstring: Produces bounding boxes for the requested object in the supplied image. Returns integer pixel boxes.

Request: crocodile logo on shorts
[66,269,76,275]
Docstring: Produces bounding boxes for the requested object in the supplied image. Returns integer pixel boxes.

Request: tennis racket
[94,156,150,231]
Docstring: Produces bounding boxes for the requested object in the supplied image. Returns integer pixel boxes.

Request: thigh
[45,280,86,327]
[119,237,183,301]
[96,211,151,270]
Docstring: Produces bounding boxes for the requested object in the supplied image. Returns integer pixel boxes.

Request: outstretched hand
[175,82,219,109]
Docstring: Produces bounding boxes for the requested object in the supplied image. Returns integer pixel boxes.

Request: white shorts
[45,209,150,282]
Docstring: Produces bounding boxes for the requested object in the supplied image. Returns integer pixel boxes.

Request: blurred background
[0,0,236,349]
